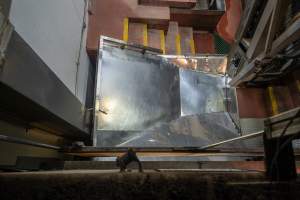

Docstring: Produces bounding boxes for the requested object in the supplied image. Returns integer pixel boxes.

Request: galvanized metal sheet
[180,68,226,116]
[94,37,241,148]
[95,45,180,131]
[163,55,227,75]
[96,112,241,148]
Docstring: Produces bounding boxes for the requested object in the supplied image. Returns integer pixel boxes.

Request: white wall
[9,0,91,104]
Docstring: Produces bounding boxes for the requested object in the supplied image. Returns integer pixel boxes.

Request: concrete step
[148,29,165,53]
[166,23,196,55]
[128,22,167,54]
[166,21,180,55]
[87,0,226,61]
[126,20,219,56]
[127,22,196,56]
[125,21,216,55]
[170,8,224,31]
[128,22,148,46]
[138,0,197,8]
[86,0,170,59]
[179,26,195,55]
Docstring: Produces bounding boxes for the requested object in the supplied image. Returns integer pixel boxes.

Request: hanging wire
[269,109,300,179]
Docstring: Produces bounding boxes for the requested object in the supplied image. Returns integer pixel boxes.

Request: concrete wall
[9,0,91,104]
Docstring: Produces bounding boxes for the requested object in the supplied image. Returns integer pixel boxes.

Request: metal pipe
[200,130,264,150]
[0,134,61,150]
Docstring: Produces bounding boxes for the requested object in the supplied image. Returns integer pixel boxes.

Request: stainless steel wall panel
[94,37,242,148]
[95,44,180,131]
[115,112,241,147]
[180,69,226,116]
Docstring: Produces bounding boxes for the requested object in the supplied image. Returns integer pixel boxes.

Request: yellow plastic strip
[190,39,196,55]
[176,34,181,55]
[123,18,129,42]
[160,30,166,54]
[268,86,279,116]
[296,80,300,93]
[143,24,148,46]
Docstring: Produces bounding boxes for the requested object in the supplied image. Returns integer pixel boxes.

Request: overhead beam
[246,0,274,60]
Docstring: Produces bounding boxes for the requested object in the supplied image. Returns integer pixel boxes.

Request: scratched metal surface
[95,45,180,131]
[96,112,240,147]
[179,68,226,116]
[94,38,241,148]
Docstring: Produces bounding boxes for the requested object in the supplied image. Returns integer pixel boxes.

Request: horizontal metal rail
[64,131,265,158]
[200,130,264,150]
[0,134,61,150]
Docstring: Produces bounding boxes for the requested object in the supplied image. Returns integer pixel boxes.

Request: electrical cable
[269,109,300,179]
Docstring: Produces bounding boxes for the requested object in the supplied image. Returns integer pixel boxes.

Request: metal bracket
[116,148,143,173]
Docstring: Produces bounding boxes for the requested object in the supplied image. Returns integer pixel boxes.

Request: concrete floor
[0,170,300,200]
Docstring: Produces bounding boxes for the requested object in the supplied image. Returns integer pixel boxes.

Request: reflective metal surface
[180,69,226,116]
[95,42,180,131]
[115,112,241,147]
[94,37,242,148]
[163,55,227,75]
[226,86,239,123]
[95,112,242,147]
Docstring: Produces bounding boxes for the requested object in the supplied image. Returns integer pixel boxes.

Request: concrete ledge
[0,170,280,200]
[1,171,299,199]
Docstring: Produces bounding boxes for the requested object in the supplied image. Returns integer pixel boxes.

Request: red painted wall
[217,0,242,44]
[193,32,215,54]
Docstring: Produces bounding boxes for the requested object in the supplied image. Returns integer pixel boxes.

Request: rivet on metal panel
[143,24,148,46]
[176,34,181,55]
[160,30,166,54]
[123,18,129,42]
[268,86,279,115]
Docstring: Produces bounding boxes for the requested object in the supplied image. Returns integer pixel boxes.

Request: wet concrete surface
[0,170,300,200]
